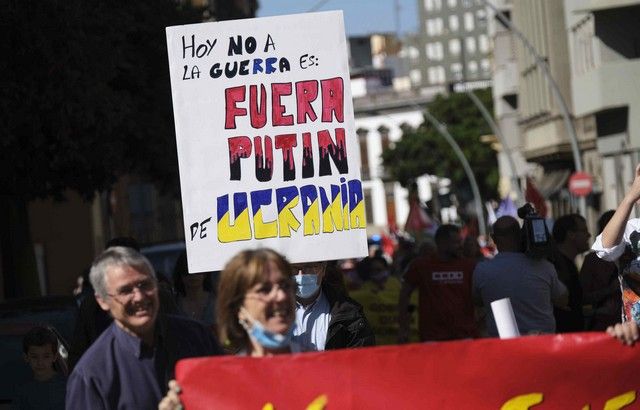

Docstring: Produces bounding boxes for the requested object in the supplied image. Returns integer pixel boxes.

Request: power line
[307,0,332,12]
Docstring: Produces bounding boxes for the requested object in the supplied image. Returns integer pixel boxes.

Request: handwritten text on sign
[166,12,367,272]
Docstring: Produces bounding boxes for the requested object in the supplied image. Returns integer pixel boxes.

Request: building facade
[565,0,640,213]
[417,0,493,89]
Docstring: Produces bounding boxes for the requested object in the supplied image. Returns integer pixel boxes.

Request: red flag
[404,195,432,234]
[525,177,548,218]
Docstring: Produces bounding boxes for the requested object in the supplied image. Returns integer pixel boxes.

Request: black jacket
[323,284,376,350]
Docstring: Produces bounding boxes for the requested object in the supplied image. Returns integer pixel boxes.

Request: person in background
[473,216,567,336]
[66,247,222,409]
[12,326,67,410]
[580,210,622,330]
[292,260,375,351]
[172,251,217,329]
[550,214,591,332]
[158,248,298,410]
[399,225,478,343]
[350,254,420,344]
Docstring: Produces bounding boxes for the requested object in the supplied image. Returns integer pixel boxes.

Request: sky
[257,0,419,36]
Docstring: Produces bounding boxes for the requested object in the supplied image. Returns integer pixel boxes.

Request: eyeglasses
[292,263,325,275]
[107,278,157,302]
[245,278,295,301]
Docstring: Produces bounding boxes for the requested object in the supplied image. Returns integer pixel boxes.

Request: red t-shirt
[405,255,478,341]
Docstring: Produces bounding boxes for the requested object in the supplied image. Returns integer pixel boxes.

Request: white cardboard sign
[166,11,368,272]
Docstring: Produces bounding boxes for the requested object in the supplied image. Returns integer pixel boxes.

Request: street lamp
[480,0,586,215]
[466,89,524,205]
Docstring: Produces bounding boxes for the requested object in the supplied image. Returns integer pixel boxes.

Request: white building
[565,0,640,212]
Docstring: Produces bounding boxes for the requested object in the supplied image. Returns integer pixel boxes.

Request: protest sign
[176,333,639,409]
[166,12,367,272]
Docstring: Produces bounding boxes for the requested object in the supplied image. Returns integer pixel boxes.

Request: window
[428,66,445,84]
[449,15,459,31]
[464,12,474,31]
[410,69,422,84]
[436,66,446,83]
[428,67,439,83]
[466,36,476,53]
[451,62,463,80]
[357,129,370,180]
[426,0,443,11]
[479,34,489,53]
[427,43,443,60]
[447,0,457,7]
[427,19,435,36]
[462,0,472,7]
[427,19,443,36]
[449,38,461,55]
[435,42,444,60]
[434,18,444,35]
[476,9,487,27]
[481,59,491,72]
[426,43,434,59]
[468,60,478,74]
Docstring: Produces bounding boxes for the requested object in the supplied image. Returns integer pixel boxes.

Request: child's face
[24,345,56,380]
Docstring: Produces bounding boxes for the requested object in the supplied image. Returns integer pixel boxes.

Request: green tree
[381,89,499,204]
[0,0,205,297]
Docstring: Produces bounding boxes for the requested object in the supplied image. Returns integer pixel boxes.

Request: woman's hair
[216,248,292,350]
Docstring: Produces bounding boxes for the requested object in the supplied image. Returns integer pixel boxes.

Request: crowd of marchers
[14,167,640,409]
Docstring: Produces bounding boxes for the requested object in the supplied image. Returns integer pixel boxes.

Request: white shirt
[293,290,331,351]
[591,218,640,261]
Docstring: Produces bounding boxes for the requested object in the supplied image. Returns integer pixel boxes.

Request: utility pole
[466,89,524,205]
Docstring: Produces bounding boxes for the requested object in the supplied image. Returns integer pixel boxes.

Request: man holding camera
[473,216,568,336]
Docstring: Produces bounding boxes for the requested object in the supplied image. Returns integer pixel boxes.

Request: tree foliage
[381,89,499,202]
[0,0,203,200]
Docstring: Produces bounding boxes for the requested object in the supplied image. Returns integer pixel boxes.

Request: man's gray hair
[89,246,156,298]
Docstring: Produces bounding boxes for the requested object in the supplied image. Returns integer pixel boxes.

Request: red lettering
[225,86,247,129]
[321,77,344,123]
[271,83,294,126]
[249,84,267,129]
[295,80,318,124]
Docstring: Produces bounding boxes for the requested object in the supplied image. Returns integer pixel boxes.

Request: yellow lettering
[262,404,274,410]
[322,193,343,233]
[349,199,366,229]
[303,199,321,235]
[218,208,252,242]
[501,393,543,410]
[254,208,278,239]
[604,391,637,410]
[306,394,328,410]
[278,196,301,237]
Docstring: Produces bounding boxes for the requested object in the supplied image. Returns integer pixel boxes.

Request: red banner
[176,333,639,409]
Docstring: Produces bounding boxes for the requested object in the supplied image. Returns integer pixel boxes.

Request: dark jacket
[323,283,376,350]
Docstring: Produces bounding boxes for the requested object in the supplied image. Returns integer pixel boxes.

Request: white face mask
[294,273,319,299]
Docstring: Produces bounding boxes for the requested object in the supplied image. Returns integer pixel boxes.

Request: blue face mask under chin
[239,309,294,350]
[294,273,319,298]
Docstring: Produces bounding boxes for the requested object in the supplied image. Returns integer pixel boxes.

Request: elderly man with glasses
[66,246,222,409]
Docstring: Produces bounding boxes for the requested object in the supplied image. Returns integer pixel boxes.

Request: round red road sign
[568,172,592,197]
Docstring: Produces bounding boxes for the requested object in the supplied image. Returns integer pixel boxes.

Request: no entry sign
[568,172,593,197]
